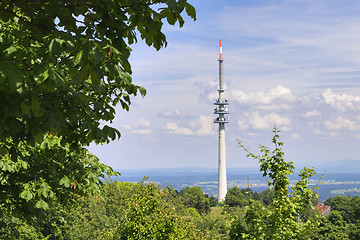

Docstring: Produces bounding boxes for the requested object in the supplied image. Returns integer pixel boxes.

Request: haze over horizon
[89,0,360,173]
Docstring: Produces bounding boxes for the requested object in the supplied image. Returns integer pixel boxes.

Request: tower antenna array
[214,40,229,201]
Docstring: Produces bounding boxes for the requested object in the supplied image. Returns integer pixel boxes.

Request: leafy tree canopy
[311,210,350,240]
[325,195,353,223]
[230,128,321,240]
[0,1,196,237]
[0,135,118,239]
[180,186,210,214]
[224,186,248,208]
[0,0,196,148]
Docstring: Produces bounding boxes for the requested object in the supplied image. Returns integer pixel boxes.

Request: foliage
[180,186,211,215]
[194,206,232,239]
[117,181,202,239]
[351,196,360,223]
[311,195,360,239]
[224,186,275,209]
[230,128,321,239]
[0,1,196,237]
[9,180,208,239]
[57,181,128,239]
[59,180,203,239]
[325,195,353,223]
[225,186,249,207]
[208,195,218,207]
[311,210,350,240]
[257,188,274,207]
[0,0,196,147]
[0,135,118,239]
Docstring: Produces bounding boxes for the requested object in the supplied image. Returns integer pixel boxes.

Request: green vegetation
[0,0,196,238]
[180,186,210,214]
[1,1,360,239]
[229,128,321,239]
[1,125,359,239]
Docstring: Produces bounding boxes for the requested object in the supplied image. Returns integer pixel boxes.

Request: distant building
[315,204,331,217]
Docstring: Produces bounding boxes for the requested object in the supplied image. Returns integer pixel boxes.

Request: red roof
[315,204,330,214]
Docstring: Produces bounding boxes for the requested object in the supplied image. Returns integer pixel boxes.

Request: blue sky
[89,0,360,172]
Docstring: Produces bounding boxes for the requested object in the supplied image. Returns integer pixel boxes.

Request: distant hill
[114,168,360,202]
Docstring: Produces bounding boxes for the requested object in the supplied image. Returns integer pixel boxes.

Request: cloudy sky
[89,0,360,172]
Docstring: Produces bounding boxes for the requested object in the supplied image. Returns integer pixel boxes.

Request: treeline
[314,195,360,239]
[5,177,360,239]
[0,180,228,239]
[223,186,360,239]
[4,130,360,239]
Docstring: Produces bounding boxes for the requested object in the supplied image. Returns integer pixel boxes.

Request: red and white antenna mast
[214,40,229,201]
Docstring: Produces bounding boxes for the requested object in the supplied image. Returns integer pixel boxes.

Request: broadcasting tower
[214,40,229,201]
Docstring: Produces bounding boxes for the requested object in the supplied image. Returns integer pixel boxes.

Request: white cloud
[321,89,360,111]
[135,118,150,128]
[158,109,182,118]
[303,110,321,118]
[195,80,219,102]
[237,119,250,131]
[122,118,152,135]
[258,104,293,111]
[238,112,291,131]
[289,133,302,142]
[190,115,216,136]
[164,122,194,136]
[230,85,296,106]
[164,115,216,136]
[123,124,132,130]
[324,116,360,131]
[131,129,152,135]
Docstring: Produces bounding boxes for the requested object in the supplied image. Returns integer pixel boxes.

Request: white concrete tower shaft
[214,40,228,201]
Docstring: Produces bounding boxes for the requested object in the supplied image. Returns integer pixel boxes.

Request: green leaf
[185,3,196,20]
[90,69,101,85]
[166,13,176,25]
[35,199,49,209]
[49,38,65,57]
[0,145,8,155]
[75,50,83,64]
[31,96,40,115]
[21,98,31,117]
[167,0,178,11]
[139,87,147,97]
[33,65,49,84]
[60,176,71,188]
[2,61,23,91]
[48,67,65,87]
[103,125,116,140]
[90,46,102,65]
[20,190,34,201]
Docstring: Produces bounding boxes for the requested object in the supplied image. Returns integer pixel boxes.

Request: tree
[0,0,196,147]
[208,195,218,207]
[180,186,211,214]
[116,181,201,239]
[311,210,350,240]
[325,196,353,223]
[0,136,118,239]
[27,181,204,239]
[351,196,360,223]
[224,186,248,207]
[257,188,274,207]
[0,1,196,237]
[229,128,321,239]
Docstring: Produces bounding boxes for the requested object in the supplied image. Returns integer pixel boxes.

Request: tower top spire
[219,40,223,60]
